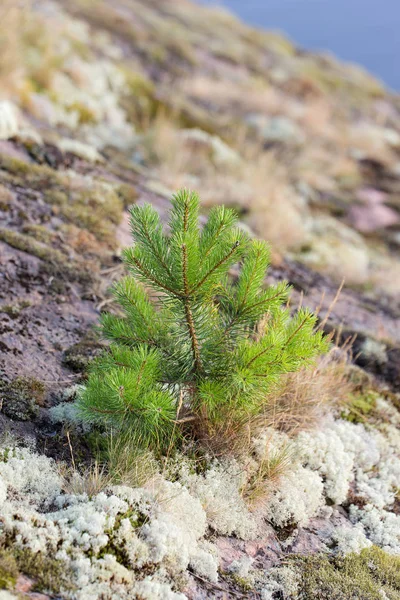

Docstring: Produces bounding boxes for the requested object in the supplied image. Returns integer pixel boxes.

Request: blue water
[205,0,400,91]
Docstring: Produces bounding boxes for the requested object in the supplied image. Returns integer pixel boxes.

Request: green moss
[0,549,18,590]
[0,227,92,283]
[0,153,61,190]
[67,102,97,125]
[44,185,123,246]
[0,526,73,594]
[293,547,400,600]
[0,184,14,210]
[22,224,56,245]
[61,203,116,244]
[0,227,63,262]
[0,376,45,421]
[122,68,163,125]
[125,69,155,98]
[226,573,254,593]
[0,301,31,319]
[0,154,120,246]
[14,548,75,595]
[341,390,378,423]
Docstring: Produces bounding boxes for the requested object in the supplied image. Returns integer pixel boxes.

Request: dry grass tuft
[0,1,29,93]
[60,432,159,497]
[240,346,353,509]
[106,432,159,488]
[60,460,114,497]
[261,347,352,435]
[241,443,293,508]
[192,343,353,510]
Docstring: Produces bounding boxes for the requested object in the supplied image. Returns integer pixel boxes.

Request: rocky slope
[0,1,400,599]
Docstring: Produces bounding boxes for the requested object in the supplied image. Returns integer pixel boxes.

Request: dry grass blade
[106,431,159,488]
[257,346,352,436]
[316,279,345,332]
[241,443,294,509]
[60,460,114,497]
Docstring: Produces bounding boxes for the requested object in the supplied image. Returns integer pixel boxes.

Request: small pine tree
[78,190,328,452]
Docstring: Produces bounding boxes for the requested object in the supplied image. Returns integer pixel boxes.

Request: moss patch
[0,549,18,590]
[62,331,103,373]
[116,182,139,208]
[341,390,378,423]
[44,184,123,246]
[293,546,400,600]
[0,376,46,421]
[21,223,56,245]
[13,548,75,594]
[0,153,61,190]
[0,301,31,319]
[224,572,254,593]
[0,544,76,595]
[0,227,94,283]
[0,152,122,248]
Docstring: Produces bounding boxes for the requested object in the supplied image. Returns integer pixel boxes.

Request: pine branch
[183,197,190,232]
[237,246,264,309]
[285,314,311,346]
[224,288,287,335]
[242,289,286,315]
[182,243,202,372]
[85,407,127,415]
[141,219,173,278]
[190,240,240,294]
[136,357,147,388]
[245,314,312,369]
[202,220,225,259]
[245,344,273,368]
[129,254,184,297]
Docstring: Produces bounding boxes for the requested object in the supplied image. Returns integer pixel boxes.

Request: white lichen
[56,138,103,162]
[0,447,220,599]
[266,465,324,527]
[180,460,256,538]
[350,505,400,555]
[332,524,372,554]
[0,101,20,140]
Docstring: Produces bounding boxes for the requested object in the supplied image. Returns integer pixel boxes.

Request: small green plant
[77,190,328,452]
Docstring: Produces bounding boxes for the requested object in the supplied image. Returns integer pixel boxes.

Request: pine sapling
[77,189,329,452]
